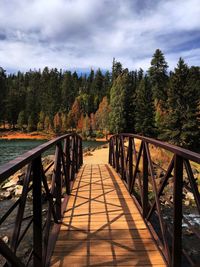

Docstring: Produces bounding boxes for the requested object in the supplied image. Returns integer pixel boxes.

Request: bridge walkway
[50,160,166,266]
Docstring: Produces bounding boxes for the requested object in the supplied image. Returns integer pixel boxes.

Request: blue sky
[0,0,200,73]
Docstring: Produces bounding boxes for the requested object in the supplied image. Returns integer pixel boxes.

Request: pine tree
[148,49,168,102]
[124,71,136,133]
[148,49,169,135]
[70,97,82,129]
[92,69,104,111]
[103,71,111,100]
[163,59,200,150]
[27,113,36,132]
[44,115,51,132]
[61,71,75,112]
[53,112,62,133]
[135,76,155,137]
[112,58,123,81]
[109,73,127,133]
[77,113,84,132]
[82,114,90,136]
[17,111,26,130]
[95,96,110,132]
[37,111,45,131]
[6,77,22,129]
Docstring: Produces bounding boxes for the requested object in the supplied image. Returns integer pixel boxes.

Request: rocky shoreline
[0,155,54,201]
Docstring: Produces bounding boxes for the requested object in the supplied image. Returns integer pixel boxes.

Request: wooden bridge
[0,133,199,267]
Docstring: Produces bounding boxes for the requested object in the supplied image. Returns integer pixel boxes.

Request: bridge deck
[51,163,166,266]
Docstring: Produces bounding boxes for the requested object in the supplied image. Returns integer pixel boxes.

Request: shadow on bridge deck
[50,163,166,266]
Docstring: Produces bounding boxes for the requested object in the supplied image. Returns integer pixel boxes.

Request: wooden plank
[50,164,166,266]
[51,253,165,266]
[57,229,152,240]
[54,239,158,253]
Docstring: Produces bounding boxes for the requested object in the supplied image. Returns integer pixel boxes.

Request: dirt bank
[0,131,53,140]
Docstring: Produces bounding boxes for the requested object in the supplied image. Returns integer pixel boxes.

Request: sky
[0,0,200,73]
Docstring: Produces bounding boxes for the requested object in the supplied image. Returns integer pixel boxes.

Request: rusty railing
[109,134,200,267]
[0,133,82,267]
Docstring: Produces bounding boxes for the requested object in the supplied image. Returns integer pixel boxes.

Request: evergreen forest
[0,49,200,151]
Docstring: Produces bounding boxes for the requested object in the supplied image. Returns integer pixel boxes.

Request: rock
[1,171,22,189]
[2,179,16,189]
[2,236,9,244]
[185,200,190,206]
[186,192,194,201]
[14,185,23,196]
[0,190,12,200]
[6,186,15,193]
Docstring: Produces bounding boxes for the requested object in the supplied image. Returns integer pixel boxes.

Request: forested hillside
[0,49,200,150]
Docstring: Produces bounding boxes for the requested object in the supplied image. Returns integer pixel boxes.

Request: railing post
[120,136,124,179]
[172,155,183,267]
[32,156,43,267]
[78,137,82,167]
[112,138,115,168]
[75,135,78,172]
[71,136,75,180]
[116,136,119,172]
[142,142,148,218]
[128,137,133,192]
[109,138,112,165]
[64,137,71,195]
[55,143,62,221]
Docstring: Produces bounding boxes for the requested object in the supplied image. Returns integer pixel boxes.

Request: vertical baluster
[172,155,183,267]
[128,137,133,192]
[116,136,119,172]
[77,137,80,168]
[32,156,43,267]
[109,138,112,165]
[142,142,148,218]
[112,138,115,168]
[73,135,77,173]
[75,135,78,172]
[64,138,70,195]
[71,136,75,180]
[120,136,124,179]
[54,143,62,221]
[79,137,83,166]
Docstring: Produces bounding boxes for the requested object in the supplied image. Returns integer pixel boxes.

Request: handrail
[109,134,200,267]
[0,133,82,182]
[0,133,83,267]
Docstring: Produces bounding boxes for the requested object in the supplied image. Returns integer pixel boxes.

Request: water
[0,139,107,166]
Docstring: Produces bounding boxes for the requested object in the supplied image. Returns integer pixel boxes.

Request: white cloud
[0,0,199,72]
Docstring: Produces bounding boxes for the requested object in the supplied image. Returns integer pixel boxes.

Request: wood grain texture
[51,164,166,266]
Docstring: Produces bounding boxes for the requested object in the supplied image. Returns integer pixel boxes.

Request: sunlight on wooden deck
[51,163,166,266]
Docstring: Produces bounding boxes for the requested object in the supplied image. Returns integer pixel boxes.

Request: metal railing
[109,134,200,267]
[0,133,82,267]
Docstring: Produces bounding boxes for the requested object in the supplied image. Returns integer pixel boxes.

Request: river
[0,139,107,166]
